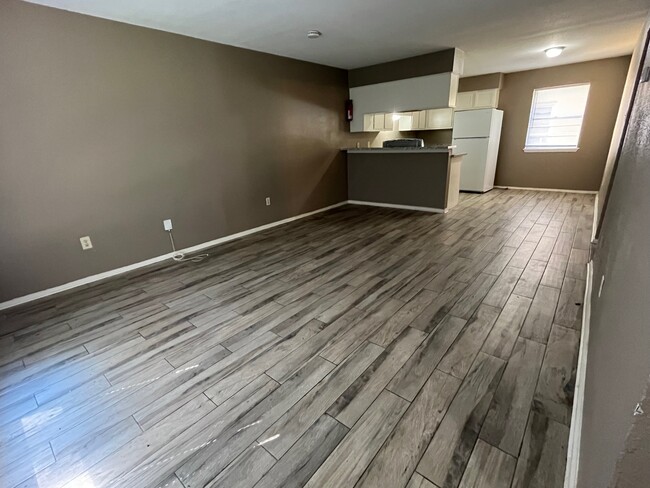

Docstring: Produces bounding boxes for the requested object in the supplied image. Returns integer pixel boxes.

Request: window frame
[523,82,591,153]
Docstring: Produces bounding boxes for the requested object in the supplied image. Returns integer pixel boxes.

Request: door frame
[596,27,650,238]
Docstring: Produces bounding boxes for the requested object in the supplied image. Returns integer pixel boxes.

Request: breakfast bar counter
[345,147,464,212]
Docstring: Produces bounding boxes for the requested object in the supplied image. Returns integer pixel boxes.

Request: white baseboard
[494,185,598,195]
[564,260,593,488]
[347,200,447,214]
[0,201,348,312]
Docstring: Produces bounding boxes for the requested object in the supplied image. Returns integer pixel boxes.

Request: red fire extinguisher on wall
[345,99,353,121]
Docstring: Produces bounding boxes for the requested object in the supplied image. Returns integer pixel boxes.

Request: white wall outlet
[163,219,173,231]
[265,197,271,206]
[80,236,93,250]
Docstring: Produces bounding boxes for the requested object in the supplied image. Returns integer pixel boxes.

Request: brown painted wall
[579,25,650,488]
[458,73,503,92]
[495,57,630,191]
[0,0,359,302]
[348,49,456,88]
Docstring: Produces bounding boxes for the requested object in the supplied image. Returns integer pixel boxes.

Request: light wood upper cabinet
[363,114,376,131]
[425,108,454,129]
[455,92,475,110]
[398,114,413,131]
[373,113,385,130]
[410,110,428,130]
[455,88,500,111]
[474,89,499,108]
[383,114,396,131]
[363,113,393,132]
[369,113,393,131]
[416,110,427,130]
[361,107,453,132]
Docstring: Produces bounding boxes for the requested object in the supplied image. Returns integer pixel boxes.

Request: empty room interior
[2,0,650,487]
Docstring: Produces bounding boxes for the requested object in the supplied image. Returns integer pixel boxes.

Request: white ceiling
[25,0,650,75]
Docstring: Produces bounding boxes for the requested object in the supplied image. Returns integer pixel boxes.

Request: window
[524,83,590,152]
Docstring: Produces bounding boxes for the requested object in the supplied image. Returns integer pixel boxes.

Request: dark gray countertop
[345,146,466,156]
[345,145,453,153]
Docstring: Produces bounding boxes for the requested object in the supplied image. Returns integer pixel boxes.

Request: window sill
[524,147,579,153]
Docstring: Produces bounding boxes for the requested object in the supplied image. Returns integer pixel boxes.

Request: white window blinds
[524,84,590,152]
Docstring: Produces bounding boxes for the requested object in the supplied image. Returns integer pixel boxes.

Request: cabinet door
[363,114,377,131]
[411,111,420,130]
[418,110,428,129]
[383,114,396,131]
[455,92,475,110]
[398,113,414,131]
[474,89,499,108]
[414,111,426,130]
[373,113,385,131]
[426,108,454,129]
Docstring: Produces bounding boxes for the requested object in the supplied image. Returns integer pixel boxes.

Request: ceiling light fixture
[307,30,322,39]
[545,46,565,58]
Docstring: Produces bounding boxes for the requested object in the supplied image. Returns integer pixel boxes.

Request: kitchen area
[344,49,504,213]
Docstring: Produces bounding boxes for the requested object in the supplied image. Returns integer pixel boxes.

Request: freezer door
[453,138,490,192]
[452,109,495,138]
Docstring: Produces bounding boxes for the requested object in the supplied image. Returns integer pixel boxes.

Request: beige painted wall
[0,0,366,302]
[495,57,631,191]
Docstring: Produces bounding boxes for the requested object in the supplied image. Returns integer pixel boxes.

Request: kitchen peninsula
[346,146,464,213]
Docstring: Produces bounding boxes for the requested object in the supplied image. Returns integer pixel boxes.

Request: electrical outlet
[265,197,271,206]
[163,219,173,231]
[80,236,93,250]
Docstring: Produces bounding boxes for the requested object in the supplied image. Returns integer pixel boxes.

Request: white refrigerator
[452,108,504,193]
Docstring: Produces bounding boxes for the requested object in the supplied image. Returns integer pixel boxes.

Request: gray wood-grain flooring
[0,189,593,488]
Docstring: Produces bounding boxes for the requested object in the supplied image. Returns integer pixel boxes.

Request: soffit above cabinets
[349,49,458,88]
[349,72,460,132]
[348,49,463,132]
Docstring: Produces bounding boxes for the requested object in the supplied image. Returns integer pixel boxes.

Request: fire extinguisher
[345,99,353,121]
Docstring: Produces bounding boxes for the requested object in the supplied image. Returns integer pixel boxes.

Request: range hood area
[348,48,464,133]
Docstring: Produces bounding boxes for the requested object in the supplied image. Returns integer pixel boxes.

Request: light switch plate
[80,236,93,250]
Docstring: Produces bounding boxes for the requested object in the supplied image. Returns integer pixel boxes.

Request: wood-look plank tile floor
[0,189,593,488]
